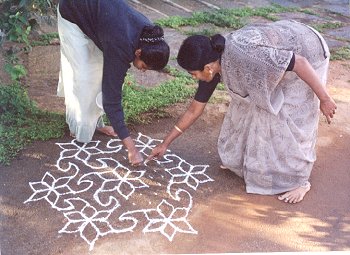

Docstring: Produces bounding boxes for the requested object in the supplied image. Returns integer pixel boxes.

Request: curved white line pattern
[24,133,214,250]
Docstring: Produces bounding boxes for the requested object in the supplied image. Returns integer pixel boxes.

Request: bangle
[174,125,183,133]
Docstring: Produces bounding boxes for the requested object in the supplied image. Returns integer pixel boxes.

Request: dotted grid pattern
[24,133,214,250]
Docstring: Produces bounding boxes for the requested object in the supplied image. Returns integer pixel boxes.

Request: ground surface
[1,1,350,254]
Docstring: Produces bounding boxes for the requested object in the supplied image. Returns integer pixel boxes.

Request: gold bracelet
[174,125,183,133]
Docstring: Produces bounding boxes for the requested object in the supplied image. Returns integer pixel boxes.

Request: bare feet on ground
[97,126,118,137]
[69,126,117,140]
[278,182,311,204]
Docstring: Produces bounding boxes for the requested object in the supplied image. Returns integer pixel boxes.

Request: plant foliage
[122,71,195,123]
[0,83,65,165]
[0,0,56,44]
[156,4,296,29]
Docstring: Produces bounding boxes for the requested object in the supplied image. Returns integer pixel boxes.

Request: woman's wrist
[122,136,137,152]
[174,125,184,133]
[319,93,331,102]
[162,138,171,148]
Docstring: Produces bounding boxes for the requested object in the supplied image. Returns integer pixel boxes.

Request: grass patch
[4,53,27,81]
[0,83,65,165]
[122,69,195,123]
[299,8,317,15]
[311,21,343,33]
[156,4,297,29]
[30,32,59,46]
[124,67,229,117]
[331,46,350,61]
[216,82,226,91]
[184,27,220,37]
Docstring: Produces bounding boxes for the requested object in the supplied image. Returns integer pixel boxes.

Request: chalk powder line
[24,133,214,250]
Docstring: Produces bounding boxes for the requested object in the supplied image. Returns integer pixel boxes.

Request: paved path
[127,0,349,18]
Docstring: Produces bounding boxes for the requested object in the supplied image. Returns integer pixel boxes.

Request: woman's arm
[102,49,143,165]
[147,100,206,161]
[293,54,337,124]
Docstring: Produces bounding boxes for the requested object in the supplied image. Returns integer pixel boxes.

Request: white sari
[218,20,329,195]
[57,8,105,143]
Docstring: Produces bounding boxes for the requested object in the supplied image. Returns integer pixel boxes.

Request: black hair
[177,34,225,71]
[138,25,170,70]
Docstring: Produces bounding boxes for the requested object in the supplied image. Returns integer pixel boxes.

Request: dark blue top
[59,0,152,139]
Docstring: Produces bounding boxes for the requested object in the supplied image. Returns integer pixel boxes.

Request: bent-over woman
[57,0,170,165]
[148,20,336,203]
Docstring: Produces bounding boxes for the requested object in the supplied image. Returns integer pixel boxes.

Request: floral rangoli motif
[25,133,213,250]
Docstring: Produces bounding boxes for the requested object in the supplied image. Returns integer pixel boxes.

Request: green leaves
[3,11,31,45]
[0,83,65,165]
[4,63,27,81]
[331,46,350,61]
[156,4,298,30]
[0,0,55,45]
[0,83,34,115]
[156,16,199,29]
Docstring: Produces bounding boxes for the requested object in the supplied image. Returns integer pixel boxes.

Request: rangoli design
[24,133,214,250]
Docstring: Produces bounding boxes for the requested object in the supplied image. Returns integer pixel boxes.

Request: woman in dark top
[57,0,169,165]
[147,20,337,203]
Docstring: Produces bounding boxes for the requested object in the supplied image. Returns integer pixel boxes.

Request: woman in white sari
[148,20,337,204]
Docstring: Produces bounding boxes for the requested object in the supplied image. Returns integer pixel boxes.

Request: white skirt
[57,7,105,143]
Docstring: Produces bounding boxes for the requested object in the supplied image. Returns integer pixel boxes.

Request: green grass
[299,8,317,15]
[215,83,225,91]
[156,4,297,29]
[30,32,59,46]
[123,67,229,123]
[122,69,195,123]
[183,27,220,37]
[330,46,350,61]
[311,21,343,33]
[4,53,27,81]
[0,83,66,165]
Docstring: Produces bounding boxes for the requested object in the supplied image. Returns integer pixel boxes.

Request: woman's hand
[146,143,168,162]
[122,136,143,166]
[144,100,206,164]
[320,96,337,124]
[128,148,143,166]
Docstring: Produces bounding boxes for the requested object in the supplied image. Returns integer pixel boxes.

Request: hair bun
[210,34,225,54]
[140,25,165,43]
[141,25,164,38]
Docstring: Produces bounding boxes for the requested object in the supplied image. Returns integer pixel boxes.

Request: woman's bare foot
[278,182,311,204]
[97,126,118,137]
